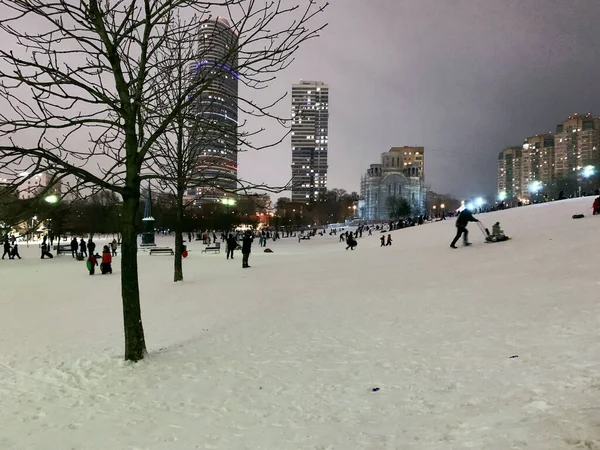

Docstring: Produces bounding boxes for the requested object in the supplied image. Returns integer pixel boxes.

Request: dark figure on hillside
[226,234,237,260]
[380,235,385,247]
[10,242,21,260]
[79,238,87,257]
[241,231,253,268]
[111,239,118,257]
[593,196,600,215]
[2,240,10,260]
[345,232,357,251]
[70,237,78,258]
[87,239,96,257]
[386,234,393,246]
[450,209,478,249]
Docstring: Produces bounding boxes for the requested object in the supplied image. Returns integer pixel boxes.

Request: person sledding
[450,208,478,249]
[486,222,509,242]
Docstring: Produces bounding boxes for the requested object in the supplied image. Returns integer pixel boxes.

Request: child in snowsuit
[489,222,508,242]
[380,235,385,247]
[87,254,98,275]
[593,197,600,215]
[386,234,392,246]
[101,245,113,274]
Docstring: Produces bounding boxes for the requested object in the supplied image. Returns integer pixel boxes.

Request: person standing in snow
[380,235,385,247]
[70,237,78,258]
[87,238,96,257]
[386,234,393,246]
[226,233,237,260]
[345,232,357,251]
[450,208,479,249]
[241,230,253,268]
[79,238,87,257]
[87,253,98,275]
[110,238,118,257]
[100,245,113,274]
[2,239,10,259]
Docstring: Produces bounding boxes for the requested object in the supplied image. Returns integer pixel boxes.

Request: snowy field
[1,198,600,450]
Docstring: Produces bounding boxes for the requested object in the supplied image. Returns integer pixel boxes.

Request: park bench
[201,242,220,254]
[149,247,174,256]
[53,243,72,254]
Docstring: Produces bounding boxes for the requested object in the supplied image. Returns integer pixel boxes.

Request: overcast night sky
[238,0,600,200]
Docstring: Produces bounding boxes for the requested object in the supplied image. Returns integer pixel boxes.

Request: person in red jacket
[593,196,600,215]
[100,245,113,274]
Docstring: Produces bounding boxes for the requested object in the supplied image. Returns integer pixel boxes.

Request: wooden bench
[149,247,174,255]
[201,242,221,254]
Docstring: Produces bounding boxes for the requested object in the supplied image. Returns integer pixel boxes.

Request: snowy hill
[1,197,599,449]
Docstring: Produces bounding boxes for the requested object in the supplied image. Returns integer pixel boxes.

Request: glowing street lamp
[528,181,542,194]
[475,197,484,207]
[44,194,59,204]
[582,165,595,179]
[221,198,236,206]
[440,203,445,209]
[498,191,507,201]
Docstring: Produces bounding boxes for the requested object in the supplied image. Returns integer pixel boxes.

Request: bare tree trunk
[121,194,147,361]
[173,188,184,282]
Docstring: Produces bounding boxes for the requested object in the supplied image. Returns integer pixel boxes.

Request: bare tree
[0,0,327,361]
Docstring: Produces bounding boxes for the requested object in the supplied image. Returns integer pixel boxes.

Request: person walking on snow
[87,253,98,275]
[386,234,393,246]
[241,230,253,268]
[2,239,10,259]
[593,196,600,215]
[450,208,478,249]
[10,242,22,260]
[380,235,385,247]
[110,238,118,257]
[226,233,237,260]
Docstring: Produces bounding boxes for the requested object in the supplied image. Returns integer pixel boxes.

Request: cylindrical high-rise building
[188,18,239,201]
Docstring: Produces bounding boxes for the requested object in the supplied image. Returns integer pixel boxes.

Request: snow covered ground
[1,198,600,450]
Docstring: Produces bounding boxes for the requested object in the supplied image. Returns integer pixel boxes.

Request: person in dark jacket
[450,209,478,248]
[10,242,21,260]
[87,238,96,257]
[2,240,10,260]
[79,238,87,257]
[70,237,78,258]
[226,233,237,260]
[241,231,254,268]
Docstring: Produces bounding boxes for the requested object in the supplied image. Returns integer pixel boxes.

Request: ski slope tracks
[0,198,599,449]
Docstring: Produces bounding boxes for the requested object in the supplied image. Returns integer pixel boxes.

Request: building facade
[521,134,554,195]
[498,113,600,201]
[360,147,426,221]
[187,18,239,202]
[290,81,329,203]
[497,146,523,200]
[18,173,62,200]
[553,113,600,181]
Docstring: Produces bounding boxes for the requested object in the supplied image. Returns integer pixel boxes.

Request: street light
[582,165,595,179]
[528,181,542,194]
[475,197,484,207]
[498,191,507,201]
[44,194,59,204]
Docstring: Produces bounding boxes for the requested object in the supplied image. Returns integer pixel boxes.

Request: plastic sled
[485,236,511,243]
[572,214,585,219]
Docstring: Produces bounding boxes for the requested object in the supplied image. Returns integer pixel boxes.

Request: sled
[485,236,511,243]
[86,260,92,271]
[572,214,585,219]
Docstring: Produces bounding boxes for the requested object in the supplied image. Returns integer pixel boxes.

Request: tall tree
[387,196,411,220]
[0,0,327,361]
